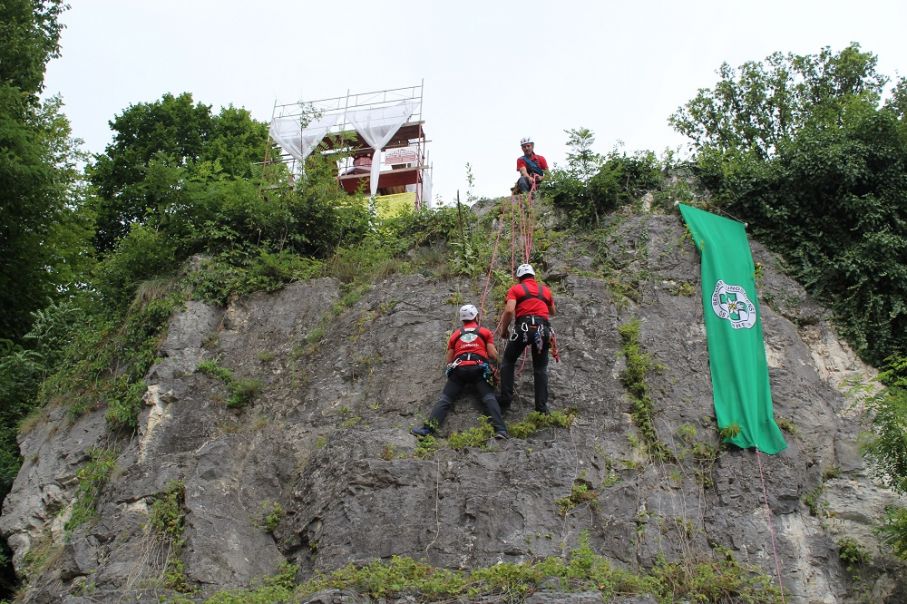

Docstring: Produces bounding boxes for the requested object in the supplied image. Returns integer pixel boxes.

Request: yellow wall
[351,192,416,219]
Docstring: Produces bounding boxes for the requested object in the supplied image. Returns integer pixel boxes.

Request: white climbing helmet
[520,136,533,146]
[516,263,535,278]
[459,304,479,321]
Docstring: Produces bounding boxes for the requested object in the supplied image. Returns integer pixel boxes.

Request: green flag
[679,204,787,454]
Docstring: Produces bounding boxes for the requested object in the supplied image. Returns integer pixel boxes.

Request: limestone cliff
[1,204,904,603]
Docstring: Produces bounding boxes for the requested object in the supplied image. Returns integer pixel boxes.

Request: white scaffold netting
[269,113,339,164]
[346,100,416,196]
[421,169,432,208]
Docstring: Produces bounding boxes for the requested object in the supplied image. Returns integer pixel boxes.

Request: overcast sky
[44,0,906,203]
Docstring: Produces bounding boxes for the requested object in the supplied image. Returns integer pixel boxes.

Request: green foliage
[31,290,178,432]
[0,342,44,493]
[877,505,907,559]
[230,378,262,409]
[802,484,826,517]
[196,359,232,381]
[649,548,781,604]
[861,357,907,557]
[148,480,185,542]
[775,416,798,436]
[329,207,454,285]
[305,555,467,600]
[718,423,741,441]
[88,93,269,252]
[65,448,117,532]
[837,537,870,572]
[676,423,698,444]
[542,138,663,226]
[508,409,576,438]
[198,535,783,603]
[0,0,65,97]
[284,532,781,604]
[196,360,261,409]
[618,320,671,461]
[555,480,598,515]
[104,378,148,433]
[380,444,397,460]
[83,92,371,309]
[0,87,93,341]
[257,501,283,534]
[145,480,189,591]
[563,127,603,183]
[189,252,323,306]
[413,434,439,459]
[671,43,887,159]
[20,531,58,582]
[447,417,495,449]
[821,466,841,481]
[203,563,298,604]
[862,357,907,494]
[0,295,103,528]
[676,45,907,365]
[690,441,719,463]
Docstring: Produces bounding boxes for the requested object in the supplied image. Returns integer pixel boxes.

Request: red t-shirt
[516,153,549,175]
[448,321,493,364]
[506,279,553,319]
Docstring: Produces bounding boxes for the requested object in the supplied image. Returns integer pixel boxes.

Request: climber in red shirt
[496,264,556,414]
[412,304,509,439]
[516,136,549,193]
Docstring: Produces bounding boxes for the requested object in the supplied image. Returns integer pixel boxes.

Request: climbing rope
[756,450,787,603]
[479,216,505,319]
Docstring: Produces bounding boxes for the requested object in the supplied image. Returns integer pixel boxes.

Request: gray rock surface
[2,206,904,603]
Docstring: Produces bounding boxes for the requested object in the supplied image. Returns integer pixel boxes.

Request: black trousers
[517,175,534,193]
[499,328,550,412]
[427,365,507,433]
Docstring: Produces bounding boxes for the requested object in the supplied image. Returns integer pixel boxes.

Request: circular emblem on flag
[460,332,479,343]
[711,280,757,329]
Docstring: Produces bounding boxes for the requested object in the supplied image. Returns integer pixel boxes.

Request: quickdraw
[509,318,549,355]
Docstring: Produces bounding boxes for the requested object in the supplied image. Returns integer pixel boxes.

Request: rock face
[1,207,904,603]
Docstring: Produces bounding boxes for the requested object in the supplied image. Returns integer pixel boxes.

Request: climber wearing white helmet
[412,304,509,439]
[515,136,549,194]
[496,264,556,414]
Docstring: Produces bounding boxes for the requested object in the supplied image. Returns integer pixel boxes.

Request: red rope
[480,187,539,378]
[524,187,536,261]
[518,195,530,262]
[479,216,505,318]
[510,196,517,277]
[756,450,787,603]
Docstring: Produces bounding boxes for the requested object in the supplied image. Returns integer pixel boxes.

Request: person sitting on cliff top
[412,304,509,440]
[514,136,548,194]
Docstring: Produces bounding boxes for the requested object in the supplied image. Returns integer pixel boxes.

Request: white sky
[45,0,906,204]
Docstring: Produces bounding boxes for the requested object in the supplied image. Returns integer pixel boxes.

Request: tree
[0,0,65,98]
[564,127,602,183]
[88,93,268,252]
[0,1,89,342]
[670,43,887,159]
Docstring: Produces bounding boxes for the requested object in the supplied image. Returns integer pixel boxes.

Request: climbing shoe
[494,431,509,440]
[411,426,432,438]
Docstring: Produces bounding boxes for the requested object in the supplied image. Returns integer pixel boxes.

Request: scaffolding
[267,82,431,209]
